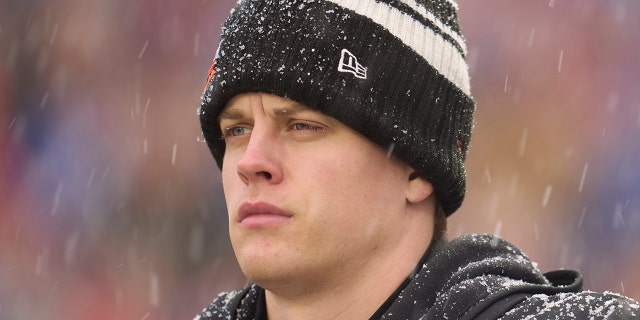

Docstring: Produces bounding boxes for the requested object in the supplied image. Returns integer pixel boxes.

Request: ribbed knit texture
[200,0,475,215]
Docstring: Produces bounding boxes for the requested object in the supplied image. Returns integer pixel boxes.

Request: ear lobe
[406,174,434,204]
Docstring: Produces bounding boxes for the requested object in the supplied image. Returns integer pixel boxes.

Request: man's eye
[223,126,252,139]
[291,122,322,132]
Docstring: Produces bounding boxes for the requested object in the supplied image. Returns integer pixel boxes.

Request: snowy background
[1,0,639,319]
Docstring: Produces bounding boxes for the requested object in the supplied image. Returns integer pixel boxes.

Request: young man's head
[200,0,474,295]
[217,92,437,293]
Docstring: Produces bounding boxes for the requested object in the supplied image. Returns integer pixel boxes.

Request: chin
[237,251,309,287]
[237,247,288,276]
[242,263,294,288]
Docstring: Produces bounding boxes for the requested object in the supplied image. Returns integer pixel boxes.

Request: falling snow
[2,1,639,319]
[542,185,553,208]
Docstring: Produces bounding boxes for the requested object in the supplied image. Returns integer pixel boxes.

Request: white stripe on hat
[326,0,470,95]
[395,0,467,54]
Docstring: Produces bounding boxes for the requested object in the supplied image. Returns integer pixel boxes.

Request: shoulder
[425,235,639,319]
[501,290,640,319]
[194,284,260,320]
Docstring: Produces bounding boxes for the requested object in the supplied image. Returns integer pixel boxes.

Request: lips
[237,202,293,227]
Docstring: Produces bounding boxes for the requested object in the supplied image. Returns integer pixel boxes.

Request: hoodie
[195,234,639,319]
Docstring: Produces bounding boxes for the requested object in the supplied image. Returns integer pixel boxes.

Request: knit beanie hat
[200,0,475,215]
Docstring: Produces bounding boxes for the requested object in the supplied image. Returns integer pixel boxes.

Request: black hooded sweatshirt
[195,234,639,319]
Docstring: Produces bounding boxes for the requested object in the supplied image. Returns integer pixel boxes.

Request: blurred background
[0,0,638,318]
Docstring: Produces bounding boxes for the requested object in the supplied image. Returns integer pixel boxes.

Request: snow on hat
[199,0,475,216]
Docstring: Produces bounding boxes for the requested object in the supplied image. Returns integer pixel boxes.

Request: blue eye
[223,126,252,139]
[231,127,250,136]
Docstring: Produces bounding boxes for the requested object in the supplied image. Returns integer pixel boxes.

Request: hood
[381,234,582,319]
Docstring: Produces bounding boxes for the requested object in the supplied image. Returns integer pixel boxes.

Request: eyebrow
[218,107,245,121]
[217,101,311,121]
[272,102,309,116]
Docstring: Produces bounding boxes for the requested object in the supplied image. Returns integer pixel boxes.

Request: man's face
[219,93,417,291]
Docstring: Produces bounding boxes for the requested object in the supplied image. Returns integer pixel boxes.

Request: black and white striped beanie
[200,0,475,215]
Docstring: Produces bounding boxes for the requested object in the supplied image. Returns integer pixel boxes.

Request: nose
[236,124,284,186]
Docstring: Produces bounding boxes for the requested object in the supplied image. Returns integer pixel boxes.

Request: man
[195,0,639,319]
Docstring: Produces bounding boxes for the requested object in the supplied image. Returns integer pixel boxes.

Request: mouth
[237,202,293,228]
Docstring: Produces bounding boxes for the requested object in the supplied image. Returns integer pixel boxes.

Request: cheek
[221,162,234,189]
[221,158,241,208]
[303,152,405,226]
[298,164,404,256]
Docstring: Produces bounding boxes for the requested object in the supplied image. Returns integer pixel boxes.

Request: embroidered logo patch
[204,59,217,89]
[338,49,367,79]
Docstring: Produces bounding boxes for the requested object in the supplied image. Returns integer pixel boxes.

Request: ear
[406,173,434,204]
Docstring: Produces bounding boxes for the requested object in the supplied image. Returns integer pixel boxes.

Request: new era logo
[338,49,367,79]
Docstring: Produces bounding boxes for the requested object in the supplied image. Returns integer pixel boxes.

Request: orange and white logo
[204,59,217,89]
